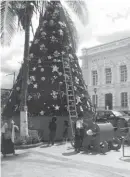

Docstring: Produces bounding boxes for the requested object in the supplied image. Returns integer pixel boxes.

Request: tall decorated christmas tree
[2,1,94,139]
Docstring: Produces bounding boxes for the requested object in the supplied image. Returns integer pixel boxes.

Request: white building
[80,37,130,111]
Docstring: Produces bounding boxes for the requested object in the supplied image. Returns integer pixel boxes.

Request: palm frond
[0,1,17,46]
[66,0,88,25]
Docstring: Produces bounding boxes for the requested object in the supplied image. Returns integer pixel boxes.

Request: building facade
[80,37,130,111]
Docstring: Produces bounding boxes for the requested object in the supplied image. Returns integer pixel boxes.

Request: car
[95,110,129,134]
[122,110,130,116]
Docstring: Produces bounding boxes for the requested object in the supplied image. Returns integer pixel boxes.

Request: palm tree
[1,0,88,137]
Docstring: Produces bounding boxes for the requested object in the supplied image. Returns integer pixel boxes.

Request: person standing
[1,119,19,157]
[74,116,84,152]
[48,117,57,146]
[62,120,69,143]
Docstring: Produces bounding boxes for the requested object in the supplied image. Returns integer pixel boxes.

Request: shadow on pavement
[1,151,29,161]
[62,151,77,156]
[120,157,130,163]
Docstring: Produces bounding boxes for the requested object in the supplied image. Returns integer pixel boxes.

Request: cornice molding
[81,38,130,56]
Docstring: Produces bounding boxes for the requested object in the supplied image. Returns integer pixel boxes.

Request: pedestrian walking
[62,120,69,143]
[1,119,19,157]
[48,117,57,146]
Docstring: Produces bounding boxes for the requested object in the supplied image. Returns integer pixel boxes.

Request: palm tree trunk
[20,2,32,137]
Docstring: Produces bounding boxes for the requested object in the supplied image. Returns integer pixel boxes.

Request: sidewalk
[35,142,130,171]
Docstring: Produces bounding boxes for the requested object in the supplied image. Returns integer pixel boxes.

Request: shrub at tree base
[15,130,41,146]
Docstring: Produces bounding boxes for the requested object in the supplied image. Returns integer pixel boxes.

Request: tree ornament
[75,64,78,67]
[51,90,58,100]
[40,44,45,50]
[14,105,18,111]
[9,99,11,102]
[80,106,83,112]
[16,87,20,91]
[34,39,39,44]
[61,51,65,55]
[52,31,56,34]
[54,105,60,110]
[40,68,44,72]
[32,67,36,71]
[42,20,47,27]
[47,56,52,60]
[58,29,63,36]
[40,110,45,115]
[28,95,32,101]
[49,20,54,27]
[58,72,62,76]
[41,31,46,37]
[76,96,82,104]
[38,59,41,63]
[30,76,36,81]
[33,83,38,88]
[52,65,59,72]
[69,54,74,59]
[29,53,34,59]
[75,77,79,84]
[50,36,57,43]
[41,77,45,81]
[72,68,75,72]
[74,86,77,91]
[53,51,60,57]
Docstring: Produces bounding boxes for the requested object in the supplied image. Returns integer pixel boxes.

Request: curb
[15,142,43,150]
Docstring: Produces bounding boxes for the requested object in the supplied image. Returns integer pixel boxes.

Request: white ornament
[16,87,20,91]
[55,105,60,110]
[38,59,41,63]
[59,29,63,36]
[52,65,59,72]
[47,56,52,60]
[41,31,46,37]
[40,68,44,72]
[42,20,47,26]
[76,96,82,104]
[75,77,79,84]
[28,95,32,101]
[14,105,18,111]
[40,44,45,50]
[51,90,58,99]
[34,39,39,44]
[32,67,36,71]
[41,77,45,81]
[50,36,57,43]
[53,51,60,57]
[69,54,73,59]
[74,86,77,91]
[59,72,62,76]
[40,110,44,115]
[75,64,78,67]
[87,101,90,108]
[30,76,35,81]
[33,83,38,88]
[61,51,65,55]
[29,53,33,59]
[80,106,83,112]
[72,68,75,72]
[9,99,11,102]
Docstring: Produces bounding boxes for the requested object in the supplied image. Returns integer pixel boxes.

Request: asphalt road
[1,146,130,177]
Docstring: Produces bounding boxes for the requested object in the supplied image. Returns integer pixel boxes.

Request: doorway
[105,93,113,110]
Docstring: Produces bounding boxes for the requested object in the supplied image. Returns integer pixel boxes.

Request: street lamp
[5,72,15,88]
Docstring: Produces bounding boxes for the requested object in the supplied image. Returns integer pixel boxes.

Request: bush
[14,132,42,146]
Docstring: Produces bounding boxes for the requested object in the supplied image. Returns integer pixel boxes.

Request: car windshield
[112,111,124,117]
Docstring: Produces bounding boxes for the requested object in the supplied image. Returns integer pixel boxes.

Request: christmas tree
[3,1,93,120]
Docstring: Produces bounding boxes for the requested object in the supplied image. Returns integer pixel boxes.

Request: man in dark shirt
[48,117,57,146]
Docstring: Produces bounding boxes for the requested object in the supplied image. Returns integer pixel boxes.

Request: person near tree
[48,117,57,145]
[1,119,19,157]
[62,120,69,143]
[74,115,84,152]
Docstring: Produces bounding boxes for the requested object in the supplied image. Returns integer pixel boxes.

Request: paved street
[1,143,130,177]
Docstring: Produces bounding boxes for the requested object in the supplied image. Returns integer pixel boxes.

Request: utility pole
[20,2,33,137]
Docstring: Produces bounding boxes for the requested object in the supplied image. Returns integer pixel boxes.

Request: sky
[1,0,130,89]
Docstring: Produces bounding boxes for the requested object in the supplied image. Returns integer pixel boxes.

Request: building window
[105,68,112,84]
[121,92,128,108]
[92,95,98,107]
[92,70,98,86]
[120,65,127,82]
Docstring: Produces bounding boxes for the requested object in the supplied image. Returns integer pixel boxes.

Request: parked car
[95,110,129,134]
[122,110,130,116]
